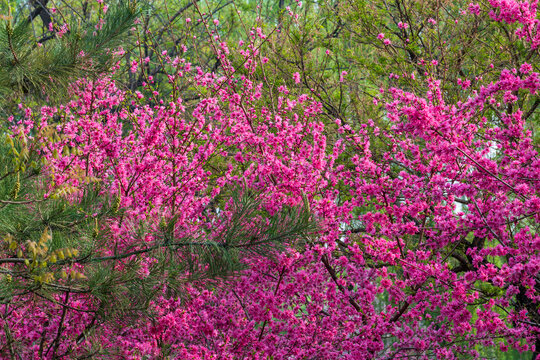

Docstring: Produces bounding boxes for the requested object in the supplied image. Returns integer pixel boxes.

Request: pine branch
[0,1,142,109]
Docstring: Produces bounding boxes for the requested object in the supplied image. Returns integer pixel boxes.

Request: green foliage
[180,189,317,280]
[0,0,141,113]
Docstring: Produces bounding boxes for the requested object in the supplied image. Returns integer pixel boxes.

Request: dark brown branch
[321,254,362,313]
[27,0,53,28]
[524,99,540,121]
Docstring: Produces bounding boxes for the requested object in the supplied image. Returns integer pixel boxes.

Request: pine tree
[0,0,140,114]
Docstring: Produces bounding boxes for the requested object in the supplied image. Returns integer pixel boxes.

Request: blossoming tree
[0,0,539,359]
